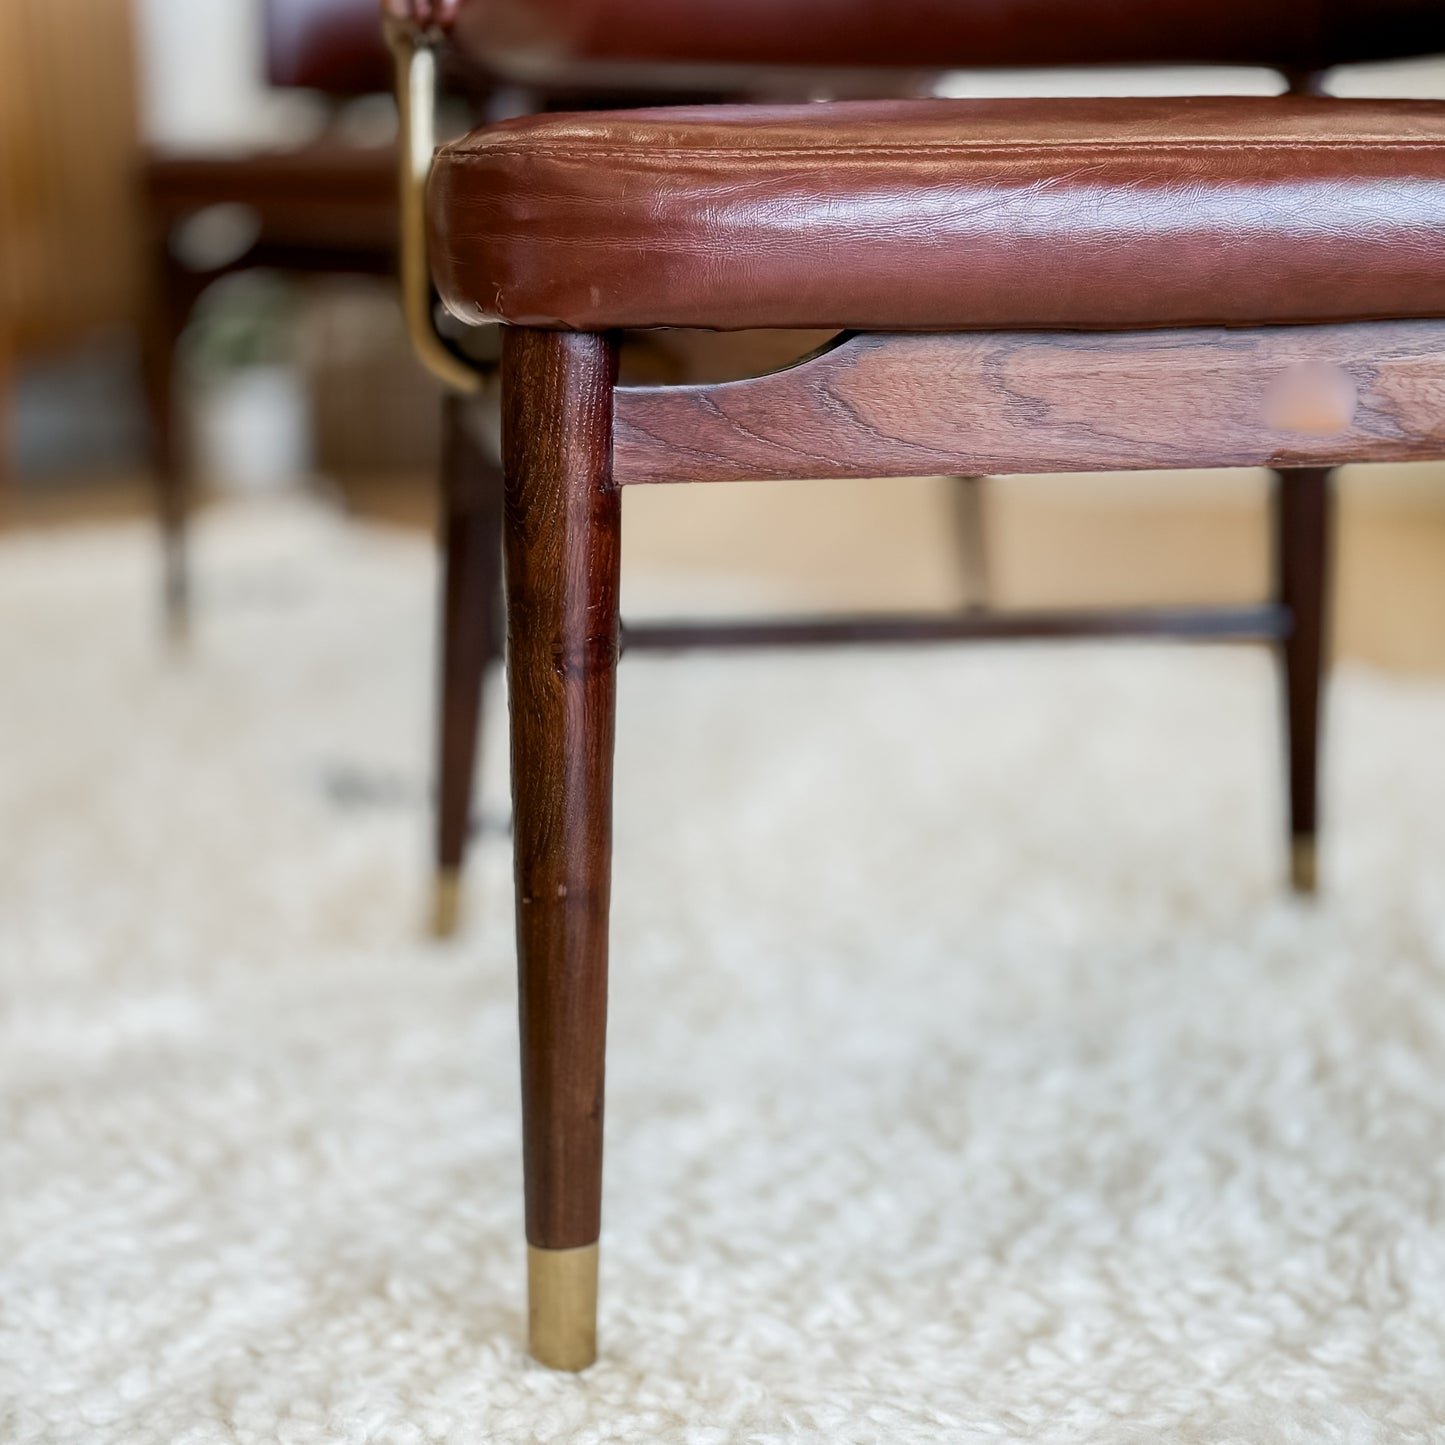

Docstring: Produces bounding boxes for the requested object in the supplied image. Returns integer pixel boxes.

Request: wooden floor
[6,459,1445,673]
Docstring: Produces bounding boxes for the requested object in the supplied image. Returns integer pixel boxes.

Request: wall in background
[1,0,143,353]
[132,0,322,148]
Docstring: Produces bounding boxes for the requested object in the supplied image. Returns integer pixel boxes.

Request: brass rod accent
[385,21,484,395]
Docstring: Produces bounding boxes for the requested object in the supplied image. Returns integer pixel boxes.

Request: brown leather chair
[401,0,1445,1370]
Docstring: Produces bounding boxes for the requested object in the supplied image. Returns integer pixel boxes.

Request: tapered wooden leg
[503,328,620,1370]
[951,474,990,609]
[142,252,193,646]
[432,390,505,937]
[0,334,13,502]
[157,461,188,646]
[1274,466,1333,895]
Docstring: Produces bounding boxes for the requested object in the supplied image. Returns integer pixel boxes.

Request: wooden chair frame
[494,308,1427,1366]
[380,20,1382,1372]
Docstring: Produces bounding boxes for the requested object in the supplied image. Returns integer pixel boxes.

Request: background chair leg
[951,474,990,609]
[157,463,188,646]
[502,328,620,1371]
[1274,466,1333,895]
[142,253,192,647]
[0,332,14,503]
[432,390,505,937]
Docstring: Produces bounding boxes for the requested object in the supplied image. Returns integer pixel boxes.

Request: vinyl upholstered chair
[398,0,1445,1368]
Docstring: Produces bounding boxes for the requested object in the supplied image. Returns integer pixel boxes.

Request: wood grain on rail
[613,322,1445,485]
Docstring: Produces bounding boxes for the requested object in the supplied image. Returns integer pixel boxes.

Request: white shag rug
[4,500,1445,1444]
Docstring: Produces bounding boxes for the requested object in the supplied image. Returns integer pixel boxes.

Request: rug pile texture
[3,502,1445,1443]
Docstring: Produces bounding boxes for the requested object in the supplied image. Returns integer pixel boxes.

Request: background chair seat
[428,95,1445,332]
[391,0,1445,75]
[145,145,398,257]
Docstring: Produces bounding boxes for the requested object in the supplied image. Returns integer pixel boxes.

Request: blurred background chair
[142,0,522,639]
[141,3,400,638]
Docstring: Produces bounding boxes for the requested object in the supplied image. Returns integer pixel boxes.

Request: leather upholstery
[389,0,1445,73]
[428,96,1445,332]
[268,0,393,93]
[382,0,464,30]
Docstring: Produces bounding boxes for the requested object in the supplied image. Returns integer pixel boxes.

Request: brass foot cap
[528,1243,598,1371]
[1290,837,1318,896]
[430,871,462,938]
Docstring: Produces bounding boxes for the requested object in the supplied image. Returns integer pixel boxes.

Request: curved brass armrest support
[385,19,485,395]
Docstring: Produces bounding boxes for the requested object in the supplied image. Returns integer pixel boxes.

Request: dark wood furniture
[142,144,399,633]
[413,4,1445,1364]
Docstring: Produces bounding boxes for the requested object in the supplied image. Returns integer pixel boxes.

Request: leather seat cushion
[428,96,1445,332]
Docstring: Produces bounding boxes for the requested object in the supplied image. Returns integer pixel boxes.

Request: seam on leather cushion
[441,140,1445,164]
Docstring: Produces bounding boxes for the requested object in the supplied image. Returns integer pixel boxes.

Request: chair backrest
[265,0,392,93]
[402,0,1445,78]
